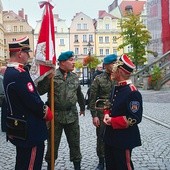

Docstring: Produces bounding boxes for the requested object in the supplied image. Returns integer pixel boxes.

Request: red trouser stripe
[28,146,37,170]
[126,149,132,170]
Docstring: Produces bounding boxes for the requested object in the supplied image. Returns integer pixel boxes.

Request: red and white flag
[30,0,56,84]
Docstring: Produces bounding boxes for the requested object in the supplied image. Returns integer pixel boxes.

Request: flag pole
[50,77,55,170]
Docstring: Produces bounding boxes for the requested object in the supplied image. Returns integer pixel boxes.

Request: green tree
[118,13,152,70]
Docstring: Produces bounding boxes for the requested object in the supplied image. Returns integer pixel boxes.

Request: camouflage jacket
[89,71,116,118]
[37,68,85,124]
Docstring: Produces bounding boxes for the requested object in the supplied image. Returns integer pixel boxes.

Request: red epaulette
[15,66,25,73]
[129,84,137,91]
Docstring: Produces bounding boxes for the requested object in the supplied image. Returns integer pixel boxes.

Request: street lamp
[87,41,92,56]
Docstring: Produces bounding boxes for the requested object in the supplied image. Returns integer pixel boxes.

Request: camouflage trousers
[45,118,82,163]
[96,117,105,159]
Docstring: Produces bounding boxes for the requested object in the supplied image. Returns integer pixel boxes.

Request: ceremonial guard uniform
[103,54,143,170]
[3,37,53,170]
[90,54,117,170]
[37,51,85,170]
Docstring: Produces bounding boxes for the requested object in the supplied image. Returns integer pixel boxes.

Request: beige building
[95,10,122,61]
[3,8,34,61]
[69,12,95,61]
[34,14,69,59]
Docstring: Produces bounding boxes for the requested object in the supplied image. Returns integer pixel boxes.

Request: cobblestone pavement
[0,86,170,170]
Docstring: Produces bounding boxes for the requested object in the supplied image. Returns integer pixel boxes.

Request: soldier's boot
[95,157,104,170]
[73,161,81,170]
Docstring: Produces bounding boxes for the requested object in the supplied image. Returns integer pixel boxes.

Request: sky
[2,0,114,28]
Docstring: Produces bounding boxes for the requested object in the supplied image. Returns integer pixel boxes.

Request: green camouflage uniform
[89,71,115,159]
[37,68,85,163]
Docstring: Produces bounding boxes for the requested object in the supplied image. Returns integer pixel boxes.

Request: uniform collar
[7,62,24,69]
[59,67,68,75]
[118,79,132,86]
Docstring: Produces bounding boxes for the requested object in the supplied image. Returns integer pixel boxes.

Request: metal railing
[131,51,170,88]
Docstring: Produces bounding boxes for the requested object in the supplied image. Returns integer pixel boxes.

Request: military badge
[27,82,34,92]
[130,101,140,113]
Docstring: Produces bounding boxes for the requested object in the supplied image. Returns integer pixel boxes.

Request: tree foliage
[75,55,101,69]
[118,13,152,70]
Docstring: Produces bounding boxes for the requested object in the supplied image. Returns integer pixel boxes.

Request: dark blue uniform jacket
[3,65,48,147]
[104,83,143,149]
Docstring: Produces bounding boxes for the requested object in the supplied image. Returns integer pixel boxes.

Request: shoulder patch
[27,82,34,92]
[129,84,137,91]
[129,101,140,113]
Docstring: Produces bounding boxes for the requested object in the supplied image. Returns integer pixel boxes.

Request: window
[82,24,87,30]
[4,39,6,45]
[100,49,103,55]
[113,49,117,55]
[89,35,93,42]
[83,35,87,42]
[113,36,117,43]
[99,37,103,43]
[20,26,23,32]
[83,48,88,54]
[90,48,93,55]
[75,48,79,55]
[74,35,79,42]
[105,24,110,30]
[60,39,64,45]
[12,38,16,41]
[106,49,109,55]
[77,24,81,30]
[14,26,17,32]
[105,36,109,43]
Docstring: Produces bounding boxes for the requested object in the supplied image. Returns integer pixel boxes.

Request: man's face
[62,57,75,72]
[104,62,116,73]
[19,51,30,65]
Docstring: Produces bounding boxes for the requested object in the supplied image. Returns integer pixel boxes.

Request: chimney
[25,14,28,22]
[125,5,133,13]
[18,8,24,18]
[99,10,105,17]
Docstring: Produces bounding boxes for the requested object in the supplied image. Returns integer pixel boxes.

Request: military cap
[58,51,74,61]
[8,36,32,52]
[119,54,135,73]
[103,54,117,64]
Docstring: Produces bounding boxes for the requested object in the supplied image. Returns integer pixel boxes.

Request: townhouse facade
[1,0,169,68]
[69,12,96,61]
[34,14,70,58]
[3,8,34,61]
[95,10,123,61]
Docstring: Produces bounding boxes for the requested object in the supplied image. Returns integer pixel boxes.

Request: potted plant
[150,65,162,90]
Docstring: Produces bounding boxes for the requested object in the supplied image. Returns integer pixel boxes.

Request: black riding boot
[73,161,81,170]
[95,157,104,170]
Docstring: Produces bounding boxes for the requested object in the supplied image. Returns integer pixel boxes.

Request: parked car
[79,76,89,85]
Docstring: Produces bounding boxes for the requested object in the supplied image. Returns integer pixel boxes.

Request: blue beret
[58,51,74,61]
[103,54,117,64]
